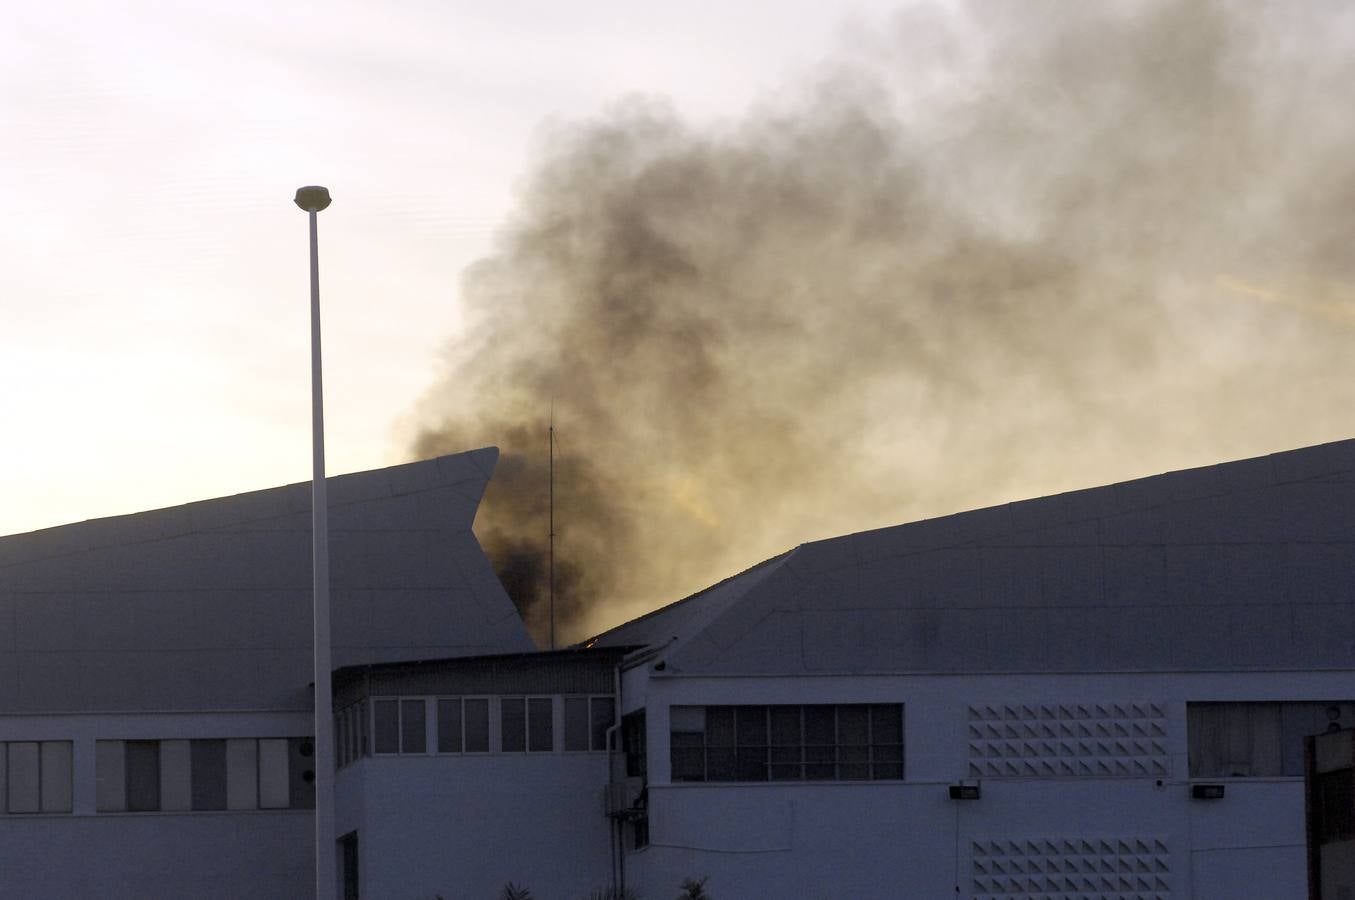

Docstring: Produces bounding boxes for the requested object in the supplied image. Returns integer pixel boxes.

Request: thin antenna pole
[549,409,555,651]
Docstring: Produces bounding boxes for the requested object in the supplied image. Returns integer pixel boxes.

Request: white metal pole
[306,201,336,900]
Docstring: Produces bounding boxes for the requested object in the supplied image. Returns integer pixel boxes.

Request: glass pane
[622,712,647,777]
[8,742,40,813]
[501,698,526,752]
[671,747,706,781]
[706,707,735,746]
[770,706,802,745]
[373,700,399,754]
[736,707,768,746]
[736,747,768,781]
[465,699,490,752]
[564,698,589,751]
[770,745,802,781]
[191,740,227,810]
[872,762,904,780]
[838,706,869,744]
[528,698,554,752]
[349,706,361,762]
[839,744,869,781]
[872,744,904,763]
[591,697,616,752]
[805,763,835,780]
[438,699,463,753]
[125,741,161,812]
[401,699,427,754]
[669,706,706,733]
[805,706,836,744]
[335,713,349,768]
[707,748,737,781]
[40,742,73,813]
[805,745,836,765]
[870,705,903,743]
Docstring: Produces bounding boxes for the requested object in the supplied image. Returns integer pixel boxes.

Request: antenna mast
[549,408,555,651]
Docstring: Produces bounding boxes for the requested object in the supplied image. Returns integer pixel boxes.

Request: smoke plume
[412,0,1355,645]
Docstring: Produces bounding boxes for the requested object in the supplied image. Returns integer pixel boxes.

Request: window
[372,698,441,756]
[435,697,490,754]
[335,701,369,769]
[1188,701,1355,778]
[670,704,905,782]
[2,741,72,814]
[564,696,616,752]
[96,738,315,812]
[501,697,554,753]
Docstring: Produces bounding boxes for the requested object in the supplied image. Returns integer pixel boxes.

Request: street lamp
[295,184,335,900]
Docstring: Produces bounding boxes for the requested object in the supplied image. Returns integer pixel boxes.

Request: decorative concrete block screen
[967,703,1169,777]
[971,837,1171,899]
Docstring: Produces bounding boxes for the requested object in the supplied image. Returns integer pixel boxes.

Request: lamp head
[294,186,332,212]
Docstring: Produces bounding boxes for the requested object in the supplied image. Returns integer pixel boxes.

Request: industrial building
[1,440,1352,898]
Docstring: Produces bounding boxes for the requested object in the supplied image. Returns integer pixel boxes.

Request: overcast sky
[1,0,909,536]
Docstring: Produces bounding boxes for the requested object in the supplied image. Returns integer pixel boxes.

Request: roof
[0,448,534,712]
[595,439,1355,675]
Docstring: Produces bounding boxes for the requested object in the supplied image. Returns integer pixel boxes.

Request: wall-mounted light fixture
[1191,783,1226,800]
[949,782,982,800]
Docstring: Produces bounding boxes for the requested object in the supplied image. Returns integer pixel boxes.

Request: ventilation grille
[971,836,1171,899]
[967,703,1169,778]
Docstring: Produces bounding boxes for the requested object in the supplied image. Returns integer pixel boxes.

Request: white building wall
[337,753,614,900]
[625,669,1349,899]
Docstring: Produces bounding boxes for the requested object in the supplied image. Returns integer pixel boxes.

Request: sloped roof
[0,448,533,712]
[598,439,1355,675]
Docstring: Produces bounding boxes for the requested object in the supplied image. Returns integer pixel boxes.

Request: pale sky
[1,0,908,536]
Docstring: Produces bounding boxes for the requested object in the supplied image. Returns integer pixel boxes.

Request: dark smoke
[412,0,1355,645]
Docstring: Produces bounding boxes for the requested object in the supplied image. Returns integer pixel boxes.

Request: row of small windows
[336,695,617,768]
[670,705,905,782]
[96,738,316,813]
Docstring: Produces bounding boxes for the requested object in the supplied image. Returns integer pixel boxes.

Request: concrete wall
[338,753,614,900]
[624,669,1349,899]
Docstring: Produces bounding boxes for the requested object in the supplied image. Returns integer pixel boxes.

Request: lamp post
[295,184,335,900]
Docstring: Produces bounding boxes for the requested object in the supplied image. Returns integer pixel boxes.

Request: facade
[0,448,530,898]
[2,439,1353,898]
